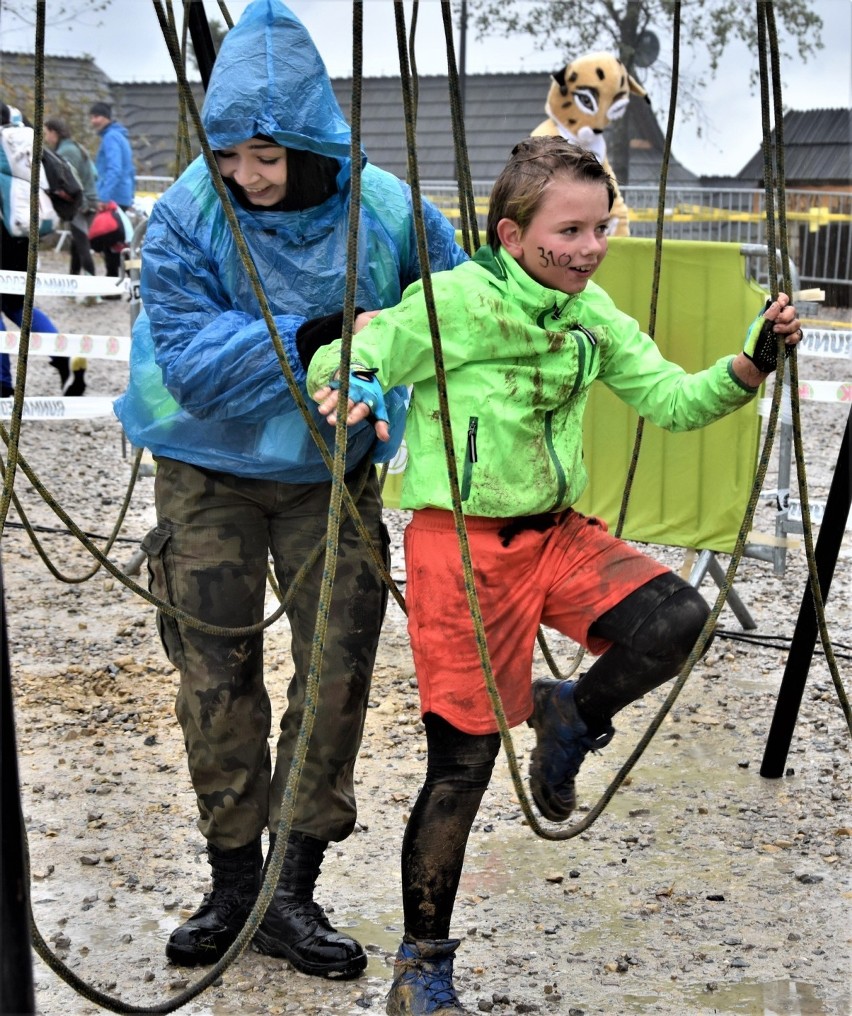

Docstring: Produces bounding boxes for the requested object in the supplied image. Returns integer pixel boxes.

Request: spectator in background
[44,115,99,390]
[44,116,98,278]
[89,101,135,279]
[0,101,74,395]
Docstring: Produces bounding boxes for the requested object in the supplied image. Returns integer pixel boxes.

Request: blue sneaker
[386,938,470,1014]
[528,678,614,822]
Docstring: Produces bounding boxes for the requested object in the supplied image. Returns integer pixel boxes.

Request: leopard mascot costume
[532,51,649,237]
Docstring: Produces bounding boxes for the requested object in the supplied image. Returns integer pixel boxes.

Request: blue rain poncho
[115,0,466,482]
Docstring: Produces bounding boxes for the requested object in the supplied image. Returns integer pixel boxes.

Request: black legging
[69,218,96,277]
[400,571,709,940]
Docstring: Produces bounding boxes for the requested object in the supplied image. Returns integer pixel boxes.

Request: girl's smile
[215,138,288,206]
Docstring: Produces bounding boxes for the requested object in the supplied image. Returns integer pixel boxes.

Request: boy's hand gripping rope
[743,298,792,374]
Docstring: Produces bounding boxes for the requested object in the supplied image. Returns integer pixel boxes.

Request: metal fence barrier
[134,176,850,305]
[420,182,852,307]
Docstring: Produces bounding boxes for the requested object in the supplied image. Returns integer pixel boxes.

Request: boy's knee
[634,583,711,665]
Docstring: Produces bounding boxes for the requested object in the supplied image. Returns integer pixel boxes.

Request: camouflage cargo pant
[141,457,389,850]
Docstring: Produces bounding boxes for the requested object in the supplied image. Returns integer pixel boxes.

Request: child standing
[309,136,802,1014]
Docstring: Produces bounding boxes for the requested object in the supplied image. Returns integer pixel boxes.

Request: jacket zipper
[461,416,478,501]
[544,410,567,506]
[570,324,597,397]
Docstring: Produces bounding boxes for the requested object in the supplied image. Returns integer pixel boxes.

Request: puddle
[684,977,833,1014]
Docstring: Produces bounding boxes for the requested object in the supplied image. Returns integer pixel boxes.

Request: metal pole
[760,404,851,777]
[0,554,35,1015]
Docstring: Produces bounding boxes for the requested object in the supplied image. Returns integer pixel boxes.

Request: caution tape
[1,331,131,361]
[784,498,852,529]
[759,379,852,420]
[758,496,852,532]
[0,396,116,420]
[798,329,852,359]
[794,379,852,403]
[0,270,131,299]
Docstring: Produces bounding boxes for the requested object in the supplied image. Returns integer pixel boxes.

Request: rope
[440,1,480,254]
[0,446,144,583]
[0,3,47,534]
[18,3,395,1010]
[759,0,849,730]
[614,0,681,538]
[8,4,849,1011]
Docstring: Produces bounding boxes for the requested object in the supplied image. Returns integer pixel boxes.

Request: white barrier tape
[746,531,802,548]
[0,396,116,420]
[758,383,794,425]
[795,379,852,404]
[1,331,131,361]
[761,493,852,532]
[759,380,852,421]
[0,270,131,298]
[786,498,852,531]
[799,329,852,359]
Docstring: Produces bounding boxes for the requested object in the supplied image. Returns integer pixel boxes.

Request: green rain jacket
[308,245,760,517]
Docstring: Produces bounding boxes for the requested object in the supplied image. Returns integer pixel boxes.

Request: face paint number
[538,247,573,269]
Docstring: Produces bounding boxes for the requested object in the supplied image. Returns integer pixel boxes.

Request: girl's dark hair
[44,116,72,140]
[486,136,616,250]
[280,146,340,210]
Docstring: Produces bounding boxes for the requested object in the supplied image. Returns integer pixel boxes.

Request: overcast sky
[3,0,850,177]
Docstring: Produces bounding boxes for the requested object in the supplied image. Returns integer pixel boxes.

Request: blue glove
[329,368,388,423]
[743,299,790,374]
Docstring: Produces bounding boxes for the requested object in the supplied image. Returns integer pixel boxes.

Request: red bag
[89,201,132,252]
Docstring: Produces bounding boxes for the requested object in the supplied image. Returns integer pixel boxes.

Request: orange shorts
[404,508,670,735]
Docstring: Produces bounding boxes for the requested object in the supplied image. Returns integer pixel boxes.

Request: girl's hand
[313,375,390,442]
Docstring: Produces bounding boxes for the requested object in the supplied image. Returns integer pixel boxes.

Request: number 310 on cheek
[538,247,573,268]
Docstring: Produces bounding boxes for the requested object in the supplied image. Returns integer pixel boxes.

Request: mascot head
[545,51,649,135]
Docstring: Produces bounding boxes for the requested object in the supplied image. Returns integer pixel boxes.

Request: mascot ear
[552,66,568,95]
[627,71,649,101]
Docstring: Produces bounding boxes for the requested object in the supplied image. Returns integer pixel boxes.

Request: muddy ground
[2,252,850,1015]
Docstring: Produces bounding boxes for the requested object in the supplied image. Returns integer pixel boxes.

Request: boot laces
[204,884,253,913]
[421,964,462,1007]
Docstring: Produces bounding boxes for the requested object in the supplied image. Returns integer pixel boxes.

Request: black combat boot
[49,356,70,390]
[165,838,262,966]
[63,368,86,396]
[253,832,367,979]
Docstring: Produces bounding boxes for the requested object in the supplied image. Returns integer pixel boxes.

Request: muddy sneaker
[527,678,614,822]
[386,938,470,1014]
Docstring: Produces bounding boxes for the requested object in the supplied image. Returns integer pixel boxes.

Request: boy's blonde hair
[486,137,615,250]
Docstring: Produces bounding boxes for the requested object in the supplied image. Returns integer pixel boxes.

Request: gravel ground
[2,251,850,1016]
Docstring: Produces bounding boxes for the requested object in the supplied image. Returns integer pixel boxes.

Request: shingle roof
[329,72,697,185]
[0,51,112,151]
[736,108,851,186]
[5,52,846,192]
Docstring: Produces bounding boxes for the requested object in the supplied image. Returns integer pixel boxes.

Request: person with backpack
[0,100,70,396]
[43,115,100,394]
[89,101,135,279]
[44,117,98,278]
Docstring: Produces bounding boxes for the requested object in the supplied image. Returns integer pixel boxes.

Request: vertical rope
[762,1,847,728]
[440,0,480,253]
[614,0,681,537]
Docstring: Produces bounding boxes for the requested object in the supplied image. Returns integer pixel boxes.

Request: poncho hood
[201,0,362,164]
